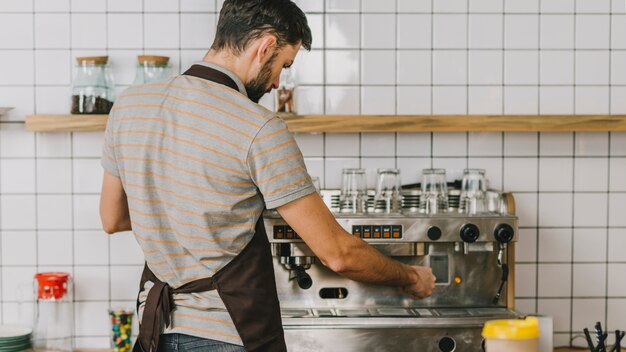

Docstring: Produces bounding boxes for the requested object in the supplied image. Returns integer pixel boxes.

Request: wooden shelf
[26,114,108,132]
[25,114,626,133]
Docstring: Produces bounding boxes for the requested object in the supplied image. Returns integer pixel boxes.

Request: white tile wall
[0,0,622,345]
[468,51,502,85]
[538,229,572,263]
[573,229,607,262]
[469,14,503,49]
[537,264,572,297]
[38,231,73,266]
[539,157,574,191]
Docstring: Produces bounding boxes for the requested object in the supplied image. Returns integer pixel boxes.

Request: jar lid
[34,272,70,300]
[76,56,108,65]
[138,55,170,66]
[482,317,540,340]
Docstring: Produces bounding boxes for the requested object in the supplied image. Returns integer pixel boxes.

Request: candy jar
[109,308,134,352]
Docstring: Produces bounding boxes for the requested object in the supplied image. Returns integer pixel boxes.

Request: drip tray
[376,308,415,317]
[434,309,470,317]
[281,309,314,318]
[335,309,372,317]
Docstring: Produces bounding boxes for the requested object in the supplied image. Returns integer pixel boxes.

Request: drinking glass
[374,169,401,213]
[460,168,487,214]
[420,169,449,214]
[340,168,367,213]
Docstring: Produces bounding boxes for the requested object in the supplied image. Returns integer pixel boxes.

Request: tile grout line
[465,0,469,170]
[394,0,398,167]
[69,0,78,339]
[32,0,40,321]
[534,0,542,316]
[569,1,576,343]
[429,0,434,168]
[605,2,613,334]
[358,0,362,170]
[321,0,327,189]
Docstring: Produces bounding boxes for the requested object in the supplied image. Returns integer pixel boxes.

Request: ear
[255,34,278,63]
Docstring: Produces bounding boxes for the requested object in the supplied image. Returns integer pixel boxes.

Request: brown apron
[132,65,287,352]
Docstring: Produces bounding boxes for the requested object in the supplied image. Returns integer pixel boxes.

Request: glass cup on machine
[459,168,487,215]
[373,169,402,213]
[339,168,367,213]
[420,168,449,214]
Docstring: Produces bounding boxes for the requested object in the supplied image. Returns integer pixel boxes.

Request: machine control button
[372,225,382,238]
[362,226,372,238]
[286,226,295,239]
[352,225,363,237]
[391,225,402,238]
[494,223,515,243]
[460,224,480,243]
[274,226,285,239]
[427,226,442,241]
[382,225,391,238]
[438,336,456,352]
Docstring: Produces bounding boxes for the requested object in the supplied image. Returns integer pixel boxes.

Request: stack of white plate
[0,326,32,352]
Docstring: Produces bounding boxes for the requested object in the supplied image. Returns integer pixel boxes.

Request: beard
[245,52,277,103]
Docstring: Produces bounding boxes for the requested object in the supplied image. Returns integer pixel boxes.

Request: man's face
[245,42,301,103]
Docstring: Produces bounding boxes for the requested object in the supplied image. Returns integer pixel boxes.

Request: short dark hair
[211,0,312,55]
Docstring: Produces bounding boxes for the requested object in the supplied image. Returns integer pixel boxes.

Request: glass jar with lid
[276,67,297,114]
[71,56,115,114]
[133,55,171,85]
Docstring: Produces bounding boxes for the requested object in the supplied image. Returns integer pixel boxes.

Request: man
[100,0,436,351]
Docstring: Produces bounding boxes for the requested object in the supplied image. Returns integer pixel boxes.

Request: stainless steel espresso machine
[263,169,520,352]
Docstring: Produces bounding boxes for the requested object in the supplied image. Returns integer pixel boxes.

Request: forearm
[332,231,418,287]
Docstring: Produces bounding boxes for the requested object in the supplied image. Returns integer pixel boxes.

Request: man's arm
[277,192,436,298]
[99,171,132,234]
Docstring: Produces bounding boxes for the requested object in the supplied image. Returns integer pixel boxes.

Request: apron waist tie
[134,264,216,352]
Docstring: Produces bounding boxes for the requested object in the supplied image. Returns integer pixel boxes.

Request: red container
[34,272,69,300]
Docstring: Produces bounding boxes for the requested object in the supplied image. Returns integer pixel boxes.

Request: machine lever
[293,265,313,290]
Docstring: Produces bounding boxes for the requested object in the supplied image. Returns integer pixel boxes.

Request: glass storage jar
[71,56,115,114]
[276,67,297,114]
[133,55,171,85]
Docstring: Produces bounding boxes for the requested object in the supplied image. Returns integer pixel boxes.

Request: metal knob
[460,224,480,243]
[494,224,514,243]
[427,226,442,241]
[438,336,456,352]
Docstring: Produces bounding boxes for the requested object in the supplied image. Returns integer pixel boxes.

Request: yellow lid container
[482,317,540,340]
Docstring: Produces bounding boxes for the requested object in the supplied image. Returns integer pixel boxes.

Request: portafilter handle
[293,265,312,290]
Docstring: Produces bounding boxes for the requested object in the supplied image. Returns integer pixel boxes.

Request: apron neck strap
[183,64,240,92]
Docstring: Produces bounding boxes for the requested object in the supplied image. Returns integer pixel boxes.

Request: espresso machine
[263,169,520,352]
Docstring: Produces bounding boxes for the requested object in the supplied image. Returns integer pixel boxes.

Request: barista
[99,0,436,351]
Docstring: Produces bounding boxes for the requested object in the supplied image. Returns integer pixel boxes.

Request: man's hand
[402,266,436,299]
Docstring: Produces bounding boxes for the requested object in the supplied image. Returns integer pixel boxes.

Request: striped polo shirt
[101,61,316,345]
